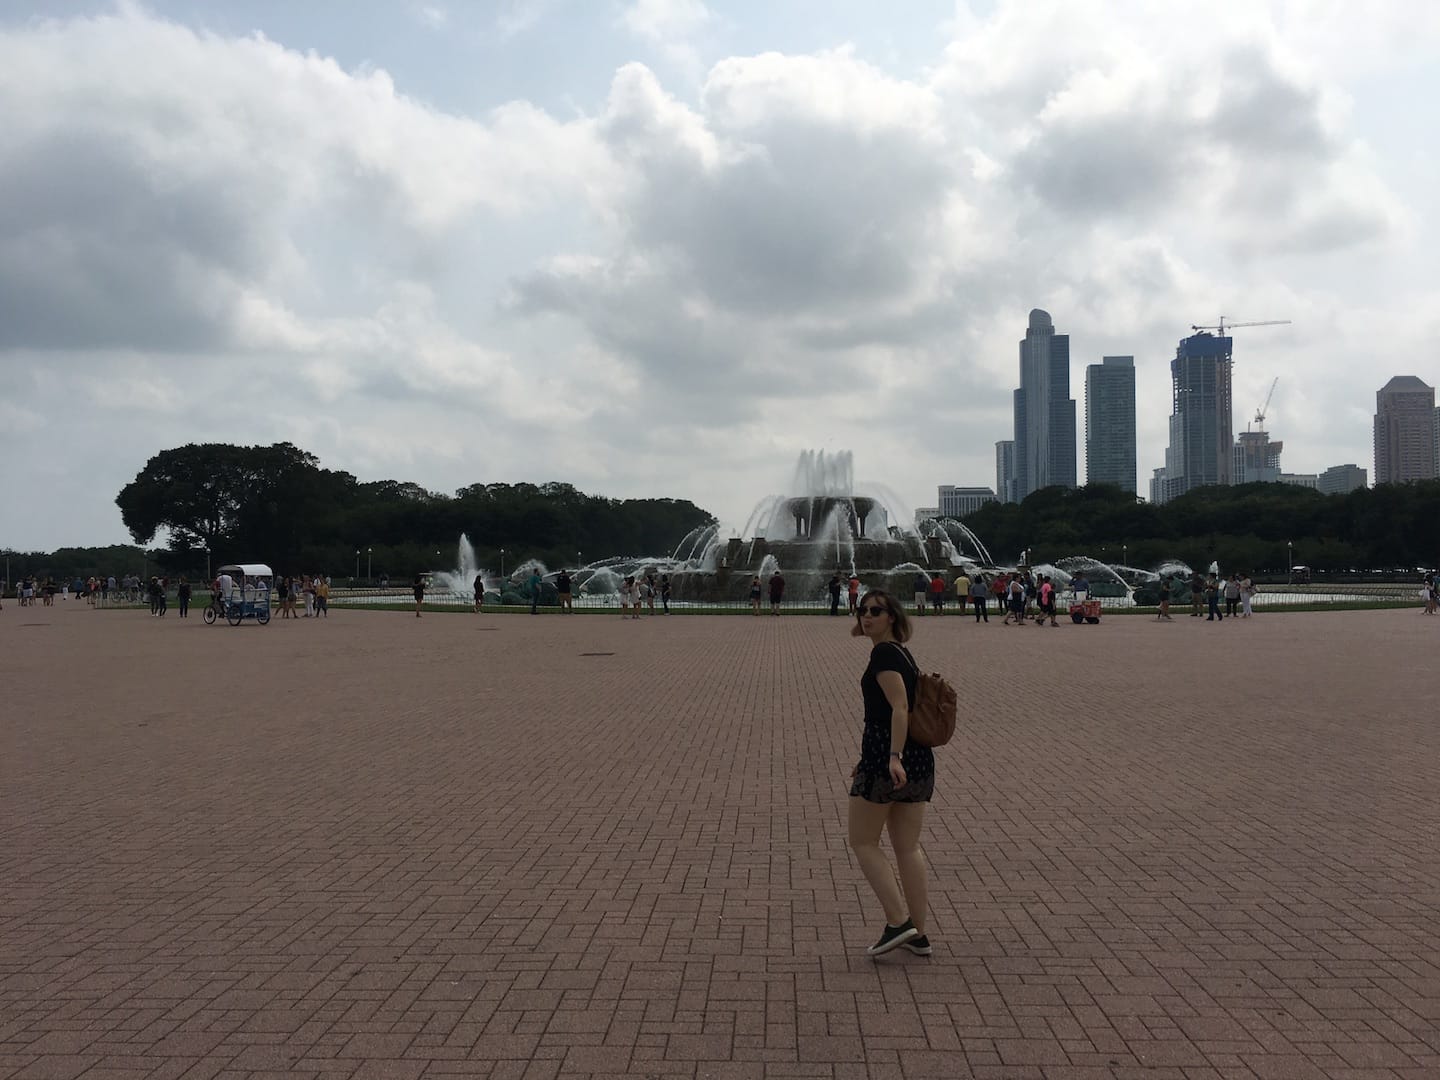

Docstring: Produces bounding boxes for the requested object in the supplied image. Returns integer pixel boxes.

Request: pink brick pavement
[3,600,1438,1079]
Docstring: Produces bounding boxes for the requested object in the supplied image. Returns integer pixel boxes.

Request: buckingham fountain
[435,449,1186,606]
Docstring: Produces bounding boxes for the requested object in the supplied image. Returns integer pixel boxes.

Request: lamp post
[355,549,360,581]
[577,550,582,570]
[1122,543,1128,568]
[1287,541,1293,584]
[367,547,372,583]
[500,548,506,579]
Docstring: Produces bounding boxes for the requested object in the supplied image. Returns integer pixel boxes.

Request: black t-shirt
[474,575,485,593]
[828,578,842,596]
[556,573,571,593]
[857,642,931,777]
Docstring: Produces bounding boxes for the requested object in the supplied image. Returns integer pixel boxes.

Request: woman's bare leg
[886,802,928,935]
[847,798,907,926]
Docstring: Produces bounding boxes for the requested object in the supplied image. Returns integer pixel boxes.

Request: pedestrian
[828,573,843,616]
[1190,571,1205,617]
[528,567,544,614]
[627,575,643,619]
[620,576,633,618]
[990,572,1007,618]
[1038,575,1058,626]
[177,577,191,618]
[953,571,970,616]
[768,569,785,615]
[642,573,656,615]
[847,573,860,615]
[413,573,425,618]
[1157,577,1173,621]
[1205,573,1222,621]
[315,576,329,617]
[847,589,933,958]
[556,569,573,613]
[474,572,486,613]
[1240,574,1256,617]
[1223,574,1241,618]
[928,572,946,615]
[660,573,672,614]
[303,575,316,617]
[969,575,988,622]
[749,575,763,616]
[912,572,928,616]
[1007,575,1026,626]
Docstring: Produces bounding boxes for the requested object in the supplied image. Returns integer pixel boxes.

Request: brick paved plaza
[4,602,1438,1079]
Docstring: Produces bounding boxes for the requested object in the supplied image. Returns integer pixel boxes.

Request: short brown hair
[850,588,913,642]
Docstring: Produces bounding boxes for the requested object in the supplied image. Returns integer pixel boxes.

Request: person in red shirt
[928,573,946,615]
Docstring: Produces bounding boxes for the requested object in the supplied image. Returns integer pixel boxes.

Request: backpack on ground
[890,644,958,748]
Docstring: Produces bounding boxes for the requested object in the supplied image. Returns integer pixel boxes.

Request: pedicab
[204,563,273,626]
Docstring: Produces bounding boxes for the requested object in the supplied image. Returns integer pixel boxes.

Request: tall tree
[116,442,320,560]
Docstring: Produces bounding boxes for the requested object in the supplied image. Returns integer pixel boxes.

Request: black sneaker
[866,919,918,957]
[901,935,932,956]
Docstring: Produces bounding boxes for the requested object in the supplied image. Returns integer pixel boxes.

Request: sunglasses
[859,605,890,618]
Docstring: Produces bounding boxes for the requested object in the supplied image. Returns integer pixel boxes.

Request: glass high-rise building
[1084,356,1136,492]
[995,440,1016,503]
[1373,376,1436,484]
[1011,309,1076,500]
[1162,332,1234,498]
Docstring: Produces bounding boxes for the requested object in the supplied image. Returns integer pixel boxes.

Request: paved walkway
[3,602,1438,1079]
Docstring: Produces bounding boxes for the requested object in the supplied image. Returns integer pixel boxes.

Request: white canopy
[217,563,273,578]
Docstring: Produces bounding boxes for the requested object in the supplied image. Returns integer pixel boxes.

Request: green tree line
[105,442,714,581]
[963,480,1440,575]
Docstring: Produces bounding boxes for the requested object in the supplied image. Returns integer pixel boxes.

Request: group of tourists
[618,572,673,618]
[4,576,55,607]
[1182,570,1258,621]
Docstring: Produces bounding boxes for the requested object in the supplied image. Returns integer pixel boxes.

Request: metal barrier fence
[324,586,1418,613]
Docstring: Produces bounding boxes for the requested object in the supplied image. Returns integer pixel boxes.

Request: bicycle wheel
[256,606,271,625]
[227,605,243,626]
[203,605,217,625]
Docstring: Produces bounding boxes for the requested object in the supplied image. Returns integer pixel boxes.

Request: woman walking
[847,589,933,957]
[749,575,763,616]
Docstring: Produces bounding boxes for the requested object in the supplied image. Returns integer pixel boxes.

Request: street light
[355,549,360,581]
[577,550,582,569]
[1122,543,1128,568]
[500,548,506,578]
[367,547,372,582]
[1287,541,1293,584]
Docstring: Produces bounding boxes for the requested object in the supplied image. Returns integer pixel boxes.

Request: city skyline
[2,3,1438,550]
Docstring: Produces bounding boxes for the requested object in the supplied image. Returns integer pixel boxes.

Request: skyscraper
[1161,332,1233,498]
[1233,431,1282,484]
[995,440,1016,504]
[1011,309,1076,500]
[1084,356,1136,492]
[1373,376,1436,484]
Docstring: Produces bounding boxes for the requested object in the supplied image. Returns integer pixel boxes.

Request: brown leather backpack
[892,644,958,748]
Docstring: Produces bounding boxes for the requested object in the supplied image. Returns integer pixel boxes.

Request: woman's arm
[876,669,910,785]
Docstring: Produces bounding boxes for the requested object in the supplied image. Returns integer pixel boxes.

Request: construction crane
[1191,317,1292,335]
[1252,376,1279,433]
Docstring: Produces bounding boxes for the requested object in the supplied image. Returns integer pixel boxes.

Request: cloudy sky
[3,1,1437,552]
